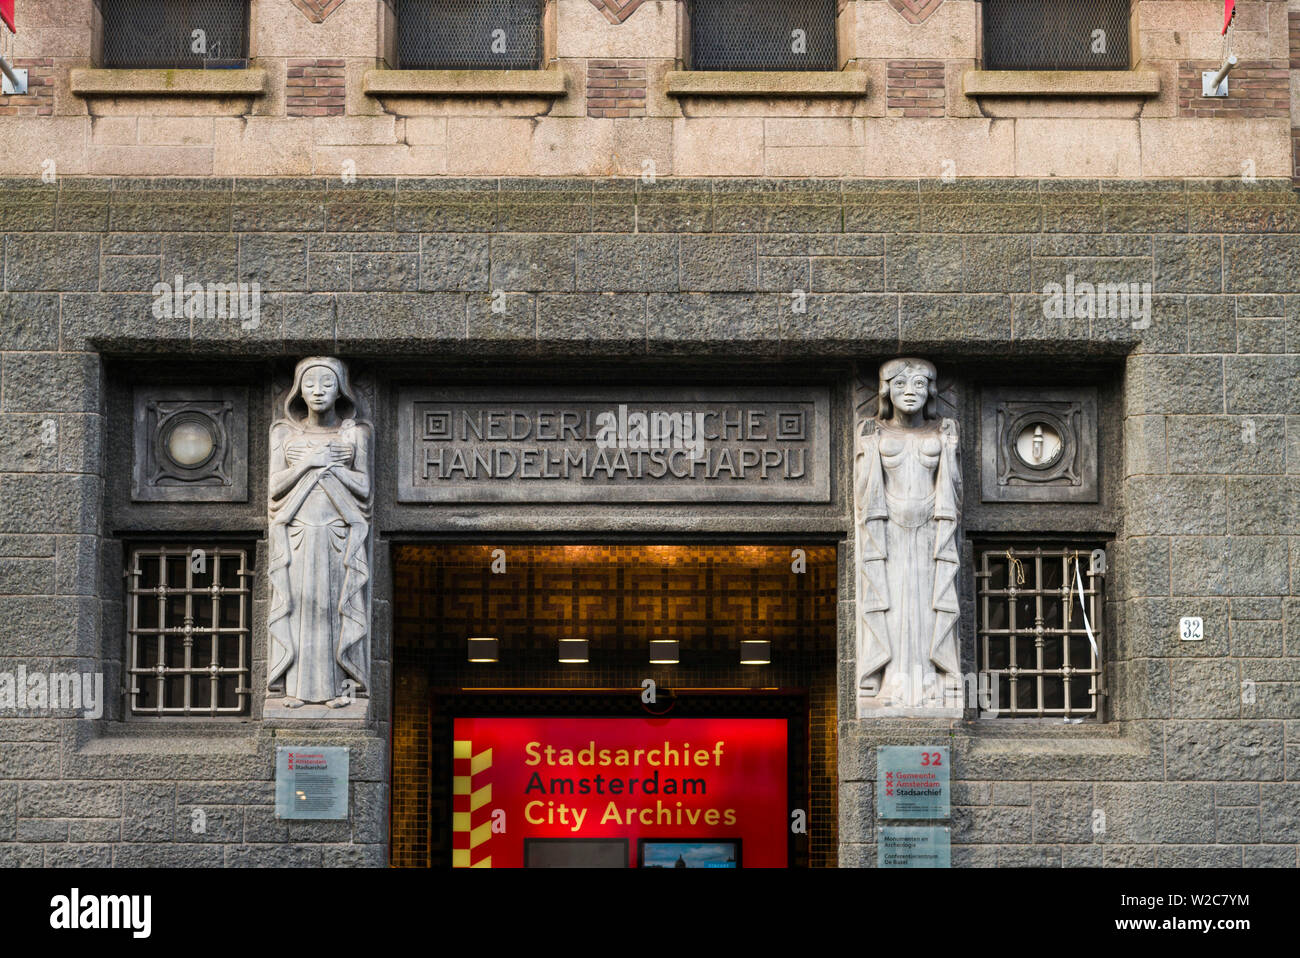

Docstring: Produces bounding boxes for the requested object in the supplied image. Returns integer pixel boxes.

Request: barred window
[687,0,838,72]
[99,0,249,69]
[981,0,1130,71]
[976,544,1104,719]
[127,545,253,717]
[395,0,544,70]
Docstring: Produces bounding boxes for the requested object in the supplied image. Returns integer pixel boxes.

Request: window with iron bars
[394,0,544,70]
[127,545,253,717]
[981,0,1131,71]
[98,0,249,69]
[975,544,1105,719]
[687,0,838,72]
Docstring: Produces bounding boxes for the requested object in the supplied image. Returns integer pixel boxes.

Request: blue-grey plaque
[878,826,951,868]
[275,746,349,820]
[877,746,950,819]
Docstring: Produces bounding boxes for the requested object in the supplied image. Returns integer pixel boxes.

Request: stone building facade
[0,0,1298,868]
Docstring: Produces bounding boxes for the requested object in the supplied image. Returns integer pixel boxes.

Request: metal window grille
[981,0,1130,71]
[127,545,253,717]
[687,0,838,72]
[98,0,249,69]
[395,0,544,70]
[976,545,1104,718]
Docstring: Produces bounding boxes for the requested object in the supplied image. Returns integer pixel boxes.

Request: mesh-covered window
[688,0,838,72]
[395,0,544,70]
[982,0,1130,70]
[99,0,249,69]
[127,545,253,717]
[976,545,1104,719]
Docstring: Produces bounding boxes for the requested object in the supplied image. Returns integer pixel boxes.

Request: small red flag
[1222,0,1235,36]
[0,0,14,35]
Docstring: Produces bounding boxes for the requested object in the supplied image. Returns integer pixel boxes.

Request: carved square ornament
[980,387,1098,503]
[132,387,248,503]
[888,0,944,24]
[290,0,347,24]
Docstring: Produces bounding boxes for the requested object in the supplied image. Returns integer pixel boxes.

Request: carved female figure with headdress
[855,358,962,710]
[267,357,372,708]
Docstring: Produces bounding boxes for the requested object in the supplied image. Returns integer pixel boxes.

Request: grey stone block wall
[0,177,1297,866]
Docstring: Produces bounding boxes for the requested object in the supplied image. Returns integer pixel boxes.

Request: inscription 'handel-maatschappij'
[855,358,963,716]
[267,357,373,711]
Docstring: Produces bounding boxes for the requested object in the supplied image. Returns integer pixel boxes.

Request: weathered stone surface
[1093,784,1214,843]
[951,805,1032,844]
[1228,537,1291,595]
[114,843,226,867]
[1167,417,1285,475]
[680,236,757,292]
[1031,784,1094,843]
[575,235,677,292]
[239,235,309,291]
[45,845,113,867]
[1171,537,1229,596]
[419,234,490,291]
[5,234,100,292]
[20,781,122,818]
[1168,660,1240,718]
[1155,845,1243,867]
[0,294,60,351]
[1125,477,1227,536]
[1125,356,1223,416]
[886,235,963,293]
[1163,722,1284,781]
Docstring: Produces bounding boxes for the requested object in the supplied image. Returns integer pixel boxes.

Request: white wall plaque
[1179,617,1204,642]
[275,746,349,819]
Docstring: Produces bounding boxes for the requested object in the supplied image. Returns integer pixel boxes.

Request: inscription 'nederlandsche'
[397,388,831,503]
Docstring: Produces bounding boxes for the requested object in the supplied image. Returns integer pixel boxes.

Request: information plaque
[878,826,951,868]
[877,746,950,819]
[275,746,349,820]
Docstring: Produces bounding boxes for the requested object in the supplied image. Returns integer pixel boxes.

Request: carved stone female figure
[267,357,372,708]
[855,358,962,711]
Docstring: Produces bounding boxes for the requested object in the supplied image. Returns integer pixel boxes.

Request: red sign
[451,717,788,868]
[1,0,14,35]
[1223,0,1235,36]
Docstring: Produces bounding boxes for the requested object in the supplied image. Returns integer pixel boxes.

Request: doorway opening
[390,543,838,867]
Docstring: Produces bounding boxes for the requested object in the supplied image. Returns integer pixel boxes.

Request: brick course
[587,59,647,118]
[1178,60,1290,119]
[886,59,945,118]
[286,58,346,118]
[0,58,53,118]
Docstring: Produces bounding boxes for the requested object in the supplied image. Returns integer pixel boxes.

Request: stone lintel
[962,70,1162,97]
[362,68,569,97]
[69,68,269,97]
[665,70,869,98]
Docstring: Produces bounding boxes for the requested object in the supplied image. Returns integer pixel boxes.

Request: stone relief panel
[854,358,964,717]
[979,387,1098,503]
[266,357,374,718]
[132,387,248,503]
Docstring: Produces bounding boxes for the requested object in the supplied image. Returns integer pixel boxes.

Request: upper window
[981,0,1130,71]
[127,545,254,717]
[687,0,838,72]
[975,543,1106,720]
[100,0,249,69]
[395,0,544,70]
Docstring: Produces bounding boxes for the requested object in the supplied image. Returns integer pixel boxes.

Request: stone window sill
[69,67,268,97]
[362,68,568,97]
[665,70,868,98]
[962,70,1161,97]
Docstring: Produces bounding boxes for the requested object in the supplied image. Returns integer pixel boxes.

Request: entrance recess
[390,544,838,867]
